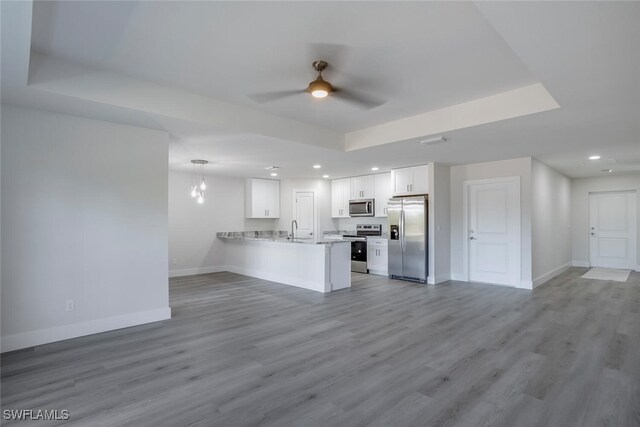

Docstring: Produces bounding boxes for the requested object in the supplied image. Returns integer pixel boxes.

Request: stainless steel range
[343,224,382,273]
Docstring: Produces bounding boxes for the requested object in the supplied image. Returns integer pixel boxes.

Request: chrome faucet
[291,220,298,240]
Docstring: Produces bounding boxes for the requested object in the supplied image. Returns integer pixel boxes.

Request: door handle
[590,232,595,236]
[469,237,477,240]
[400,210,405,251]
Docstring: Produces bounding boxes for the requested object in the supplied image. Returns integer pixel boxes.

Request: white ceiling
[30,1,536,132]
[2,1,639,179]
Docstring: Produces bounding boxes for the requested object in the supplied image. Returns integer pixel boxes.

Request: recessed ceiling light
[371,167,379,171]
[270,172,278,177]
[601,169,613,173]
[313,164,321,169]
[589,155,601,160]
[322,174,330,179]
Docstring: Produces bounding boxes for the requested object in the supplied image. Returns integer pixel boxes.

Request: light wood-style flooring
[2,268,639,426]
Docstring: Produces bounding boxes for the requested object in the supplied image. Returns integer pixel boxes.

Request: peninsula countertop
[216,231,350,245]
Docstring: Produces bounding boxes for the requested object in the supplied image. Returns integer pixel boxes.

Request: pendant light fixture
[190,160,208,204]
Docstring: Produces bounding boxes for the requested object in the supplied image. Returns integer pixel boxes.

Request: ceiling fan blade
[333,88,385,110]
[248,89,305,104]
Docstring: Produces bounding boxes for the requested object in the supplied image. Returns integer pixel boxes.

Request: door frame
[292,189,317,239]
[462,176,521,284]
[588,190,637,269]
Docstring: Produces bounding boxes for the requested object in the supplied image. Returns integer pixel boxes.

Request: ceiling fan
[248,60,385,110]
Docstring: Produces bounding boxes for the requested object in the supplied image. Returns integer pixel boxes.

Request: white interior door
[467,178,521,286]
[589,192,637,269]
[294,191,315,239]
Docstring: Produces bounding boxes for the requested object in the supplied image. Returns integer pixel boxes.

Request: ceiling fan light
[307,77,333,99]
[311,89,328,98]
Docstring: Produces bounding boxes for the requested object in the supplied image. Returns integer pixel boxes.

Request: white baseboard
[225,266,327,293]
[428,273,452,285]
[532,262,572,289]
[572,260,590,268]
[1,307,171,353]
[450,273,466,282]
[516,280,533,290]
[435,273,451,284]
[169,265,227,278]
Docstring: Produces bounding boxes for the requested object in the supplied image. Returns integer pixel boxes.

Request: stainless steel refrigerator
[388,195,428,283]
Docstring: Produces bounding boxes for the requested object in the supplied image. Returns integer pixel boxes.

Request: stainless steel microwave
[349,199,375,217]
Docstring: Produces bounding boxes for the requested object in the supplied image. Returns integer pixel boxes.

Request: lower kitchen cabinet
[367,238,388,275]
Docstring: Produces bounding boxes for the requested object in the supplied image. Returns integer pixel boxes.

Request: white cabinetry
[350,175,375,199]
[367,238,388,275]
[331,178,351,218]
[374,173,391,217]
[245,178,280,218]
[391,165,429,196]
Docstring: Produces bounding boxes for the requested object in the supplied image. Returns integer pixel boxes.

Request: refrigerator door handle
[400,210,405,251]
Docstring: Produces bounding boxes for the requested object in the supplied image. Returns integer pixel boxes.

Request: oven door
[351,240,368,273]
[349,199,374,217]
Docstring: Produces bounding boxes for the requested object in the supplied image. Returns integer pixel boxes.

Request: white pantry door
[294,191,315,239]
[589,192,637,269]
[467,178,521,286]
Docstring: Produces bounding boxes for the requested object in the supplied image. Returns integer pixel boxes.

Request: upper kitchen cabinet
[374,173,391,217]
[245,178,280,218]
[331,178,351,218]
[350,175,375,199]
[391,165,429,196]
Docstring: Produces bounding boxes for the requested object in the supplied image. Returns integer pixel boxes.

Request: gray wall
[531,159,572,286]
[1,106,170,351]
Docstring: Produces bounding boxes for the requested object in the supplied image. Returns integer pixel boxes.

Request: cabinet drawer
[367,238,388,247]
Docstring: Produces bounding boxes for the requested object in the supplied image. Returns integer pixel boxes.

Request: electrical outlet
[172,258,177,266]
[65,299,75,312]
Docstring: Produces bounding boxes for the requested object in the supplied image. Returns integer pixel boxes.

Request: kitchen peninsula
[217,231,351,293]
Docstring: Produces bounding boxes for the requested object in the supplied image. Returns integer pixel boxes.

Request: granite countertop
[217,231,349,245]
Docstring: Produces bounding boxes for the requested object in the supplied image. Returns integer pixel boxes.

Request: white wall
[450,157,533,287]
[169,174,335,276]
[169,172,277,276]
[1,106,170,352]
[571,174,640,269]
[429,163,451,284]
[531,159,572,287]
